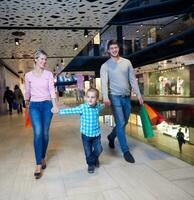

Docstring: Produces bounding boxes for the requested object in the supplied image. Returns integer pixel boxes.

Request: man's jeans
[109,95,131,153]
[81,134,102,166]
[29,101,53,165]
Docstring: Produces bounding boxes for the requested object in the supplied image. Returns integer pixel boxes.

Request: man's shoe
[123,151,135,163]
[88,165,95,174]
[95,159,100,168]
[107,135,115,149]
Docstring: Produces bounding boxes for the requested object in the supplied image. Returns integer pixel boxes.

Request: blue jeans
[109,95,131,153]
[29,101,53,165]
[81,134,102,166]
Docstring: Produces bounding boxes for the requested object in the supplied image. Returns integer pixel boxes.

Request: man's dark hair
[107,40,119,50]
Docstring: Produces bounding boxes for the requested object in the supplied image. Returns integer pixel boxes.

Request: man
[3,86,14,114]
[100,40,143,163]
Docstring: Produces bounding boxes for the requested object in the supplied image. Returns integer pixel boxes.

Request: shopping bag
[139,105,154,138]
[144,103,158,125]
[154,110,165,124]
[12,101,18,110]
[25,108,32,128]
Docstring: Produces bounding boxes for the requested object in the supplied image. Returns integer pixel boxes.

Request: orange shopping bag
[143,103,158,125]
[25,108,32,128]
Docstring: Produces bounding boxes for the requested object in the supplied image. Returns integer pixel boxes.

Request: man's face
[108,44,119,58]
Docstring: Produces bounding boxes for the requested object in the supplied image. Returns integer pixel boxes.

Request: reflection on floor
[127,123,194,166]
[1,112,194,200]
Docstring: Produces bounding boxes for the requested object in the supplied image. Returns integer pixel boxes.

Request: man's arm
[100,63,111,106]
[128,61,143,105]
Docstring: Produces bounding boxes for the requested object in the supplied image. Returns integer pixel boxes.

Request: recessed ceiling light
[74,44,78,51]
[15,38,19,46]
[84,29,88,37]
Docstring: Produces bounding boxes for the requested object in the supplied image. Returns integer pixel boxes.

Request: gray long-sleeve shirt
[100,57,141,100]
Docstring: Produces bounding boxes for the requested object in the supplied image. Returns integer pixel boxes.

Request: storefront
[148,66,190,96]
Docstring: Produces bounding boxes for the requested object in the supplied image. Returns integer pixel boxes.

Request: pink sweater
[25,70,56,102]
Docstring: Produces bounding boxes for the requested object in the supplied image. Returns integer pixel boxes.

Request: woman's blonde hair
[34,49,47,60]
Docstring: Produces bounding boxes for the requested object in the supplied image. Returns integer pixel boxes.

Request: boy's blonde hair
[86,88,99,99]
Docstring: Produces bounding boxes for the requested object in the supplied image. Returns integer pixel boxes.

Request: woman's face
[35,54,47,69]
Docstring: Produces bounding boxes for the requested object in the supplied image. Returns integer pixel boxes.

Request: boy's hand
[51,106,58,113]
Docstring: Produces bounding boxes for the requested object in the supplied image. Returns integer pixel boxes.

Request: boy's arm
[58,105,83,116]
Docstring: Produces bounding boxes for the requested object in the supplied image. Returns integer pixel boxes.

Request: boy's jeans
[108,95,131,153]
[81,134,102,166]
[29,101,53,165]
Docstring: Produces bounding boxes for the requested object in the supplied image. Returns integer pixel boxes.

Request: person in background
[176,128,185,153]
[52,88,104,174]
[14,84,24,114]
[3,86,14,115]
[25,49,58,179]
[100,40,143,163]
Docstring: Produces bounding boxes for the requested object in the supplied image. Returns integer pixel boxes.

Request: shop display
[156,121,189,141]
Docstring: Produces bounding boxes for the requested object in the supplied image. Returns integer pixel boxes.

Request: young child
[52,88,104,173]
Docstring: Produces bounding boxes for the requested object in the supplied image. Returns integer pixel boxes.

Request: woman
[25,49,58,179]
[14,84,24,114]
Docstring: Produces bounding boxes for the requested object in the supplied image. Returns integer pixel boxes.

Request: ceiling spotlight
[11,53,15,59]
[84,29,88,37]
[74,44,78,51]
[15,38,20,46]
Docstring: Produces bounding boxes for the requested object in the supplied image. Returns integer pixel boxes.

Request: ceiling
[0,0,128,75]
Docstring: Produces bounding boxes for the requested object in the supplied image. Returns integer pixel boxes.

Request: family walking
[25,40,143,179]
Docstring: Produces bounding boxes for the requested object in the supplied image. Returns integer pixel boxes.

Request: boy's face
[108,44,119,58]
[86,91,98,106]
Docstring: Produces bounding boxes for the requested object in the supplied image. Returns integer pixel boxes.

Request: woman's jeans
[29,101,53,165]
[109,95,131,153]
[81,134,102,166]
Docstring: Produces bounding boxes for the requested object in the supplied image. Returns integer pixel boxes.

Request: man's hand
[103,98,111,107]
[51,106,58,114]
[138,97,144,105]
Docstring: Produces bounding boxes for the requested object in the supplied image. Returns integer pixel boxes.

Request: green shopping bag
[139,105,154,138]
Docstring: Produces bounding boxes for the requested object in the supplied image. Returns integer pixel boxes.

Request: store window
[148,67,190,96]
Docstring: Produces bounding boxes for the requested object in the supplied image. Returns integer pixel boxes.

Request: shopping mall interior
[0,0,194,199]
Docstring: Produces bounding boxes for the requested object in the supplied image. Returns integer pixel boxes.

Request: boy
[52,88,104,173]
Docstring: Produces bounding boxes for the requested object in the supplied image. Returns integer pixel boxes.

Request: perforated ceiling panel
[0,0,128,74]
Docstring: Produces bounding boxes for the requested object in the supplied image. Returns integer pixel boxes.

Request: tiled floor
[0,112,194,200]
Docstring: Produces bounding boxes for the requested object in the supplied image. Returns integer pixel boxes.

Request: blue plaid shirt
[58,103,104,137]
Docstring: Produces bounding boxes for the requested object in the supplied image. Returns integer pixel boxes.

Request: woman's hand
[51,106,58,114]
[25,100,30,107]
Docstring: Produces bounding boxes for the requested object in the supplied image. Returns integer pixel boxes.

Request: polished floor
[1,111,194,200]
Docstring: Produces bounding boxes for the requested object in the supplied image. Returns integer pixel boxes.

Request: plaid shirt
[58,103,104,137]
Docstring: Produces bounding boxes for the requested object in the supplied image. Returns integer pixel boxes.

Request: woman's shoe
[41,163,46,170]
[34,171,42,179]
[41,160,46,170]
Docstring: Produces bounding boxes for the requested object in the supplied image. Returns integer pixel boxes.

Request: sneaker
[107,135,115,149]
[123,151,135,163]
[95,159,100,168]
[88,165,95,173]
